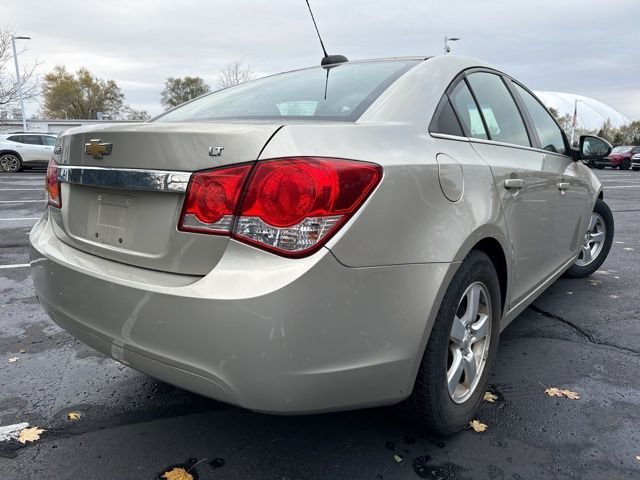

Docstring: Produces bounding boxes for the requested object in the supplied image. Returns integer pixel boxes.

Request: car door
[40,135,57,164]
[448,71,562,307]
[20,134,46,165]
[509,81,592,266]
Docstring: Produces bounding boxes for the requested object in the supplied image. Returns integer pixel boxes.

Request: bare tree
[0,27,39,110]
[218,60,256,89]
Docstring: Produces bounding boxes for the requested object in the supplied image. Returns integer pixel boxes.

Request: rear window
[155,60,419,123]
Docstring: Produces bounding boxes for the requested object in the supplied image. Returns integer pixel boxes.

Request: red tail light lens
[178,164,252,234]
[46,159,61,208]
[178,157,382,257]
[233,158,381,256]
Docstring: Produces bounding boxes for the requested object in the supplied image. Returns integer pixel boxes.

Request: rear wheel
[564,199,614,278]
[0,153,23,172]
[620,158,631,170]
[402,250,501,434]
[632,167,640,171]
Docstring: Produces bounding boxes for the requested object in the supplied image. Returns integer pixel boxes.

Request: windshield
[155,60,419,123]
[611,146,633,153]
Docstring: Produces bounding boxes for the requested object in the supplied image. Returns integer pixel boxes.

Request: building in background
[0,118,138,134]
[534,91,630,131]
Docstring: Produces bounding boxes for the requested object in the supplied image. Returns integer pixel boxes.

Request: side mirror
[578,135,611,160]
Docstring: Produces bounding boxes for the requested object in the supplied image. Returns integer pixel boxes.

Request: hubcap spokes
[576,213,605,267]
[447,282,492,404]
[1,156,19,172]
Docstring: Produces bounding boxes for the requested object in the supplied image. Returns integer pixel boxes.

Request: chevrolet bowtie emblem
[84,139,113,159]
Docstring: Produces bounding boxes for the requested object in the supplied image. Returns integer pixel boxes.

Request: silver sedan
[30,55,614,434]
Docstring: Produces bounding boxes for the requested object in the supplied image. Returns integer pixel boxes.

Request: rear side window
[21,135,42,145]
[466,73,530,147]
[155,60,419,123]
[7,135,22,143]
[429,96,464,136]
[513,83,567,155]
[449,81,488,139]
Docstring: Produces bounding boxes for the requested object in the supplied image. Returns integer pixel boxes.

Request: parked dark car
[593,145,640,170]
[631,153,640,171]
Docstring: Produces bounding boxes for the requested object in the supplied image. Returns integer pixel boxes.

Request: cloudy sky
[3,0,639,119]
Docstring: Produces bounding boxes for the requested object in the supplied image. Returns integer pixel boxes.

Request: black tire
[632,167,640,171]
[620,159,631,170]
[595,165,605,169]
[402,250,501,435]
[0,152,23,172]
[564,199,614,278]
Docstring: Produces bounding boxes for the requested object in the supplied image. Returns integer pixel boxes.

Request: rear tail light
[178,164,252,234]
[178,157,382,257]
[46,159,61,208]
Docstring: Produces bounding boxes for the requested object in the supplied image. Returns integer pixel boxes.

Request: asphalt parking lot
[0,168,639,480]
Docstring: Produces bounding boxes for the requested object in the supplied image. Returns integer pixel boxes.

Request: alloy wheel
[447,282,492,404]
[1,155,20,172]
[575,213,606,267]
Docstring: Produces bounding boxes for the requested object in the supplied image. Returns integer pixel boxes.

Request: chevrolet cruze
[30,55,614,434]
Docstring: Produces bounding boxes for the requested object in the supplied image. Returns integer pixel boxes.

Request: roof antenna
[304,0,348,67]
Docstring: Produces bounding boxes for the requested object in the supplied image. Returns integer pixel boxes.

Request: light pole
[570,99,582,147]
[11,35,31,132]
[444,36,460,55]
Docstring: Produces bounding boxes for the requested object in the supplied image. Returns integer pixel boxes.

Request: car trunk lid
[51,122,282,275]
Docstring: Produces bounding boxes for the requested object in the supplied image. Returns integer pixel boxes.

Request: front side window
[513,83,567,155]
[466,73,530,147]
[155,60,419,123]
[449,81,487,139]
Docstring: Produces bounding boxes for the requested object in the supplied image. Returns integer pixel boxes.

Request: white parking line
[0,217,40,221]
[0,200,44,203]
[0,264,30,269]
[603,185,640,189]
[0,188,43,191]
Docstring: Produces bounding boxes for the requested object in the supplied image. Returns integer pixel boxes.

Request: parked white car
[0,133,58,172]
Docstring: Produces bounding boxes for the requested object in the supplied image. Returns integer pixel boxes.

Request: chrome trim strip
[56,166,191,193]
[429,132,470,142]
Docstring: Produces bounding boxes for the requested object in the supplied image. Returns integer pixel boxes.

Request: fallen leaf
[595,270,610,275]
[19,349,25,354]
[635,455,640,461]
[18,426,45,444]
[8,357,18,363]
[393,454,403,463]
[483,391,498,403]
[609,295,620,299]
[545,387,580,400]
[623,247,634,251]
[566,291,574,295]
[161,468,193,480]
[67,411,81,421]
[469,420,487,432]
[587,279,602,286]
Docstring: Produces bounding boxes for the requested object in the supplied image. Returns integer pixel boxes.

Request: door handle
[504,179,524,190]
[557,182,570,193]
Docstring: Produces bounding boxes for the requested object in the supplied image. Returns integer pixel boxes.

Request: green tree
[42,66,125,119]
[160,76,210,109]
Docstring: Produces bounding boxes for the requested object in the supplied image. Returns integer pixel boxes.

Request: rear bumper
[30,214,453,413]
